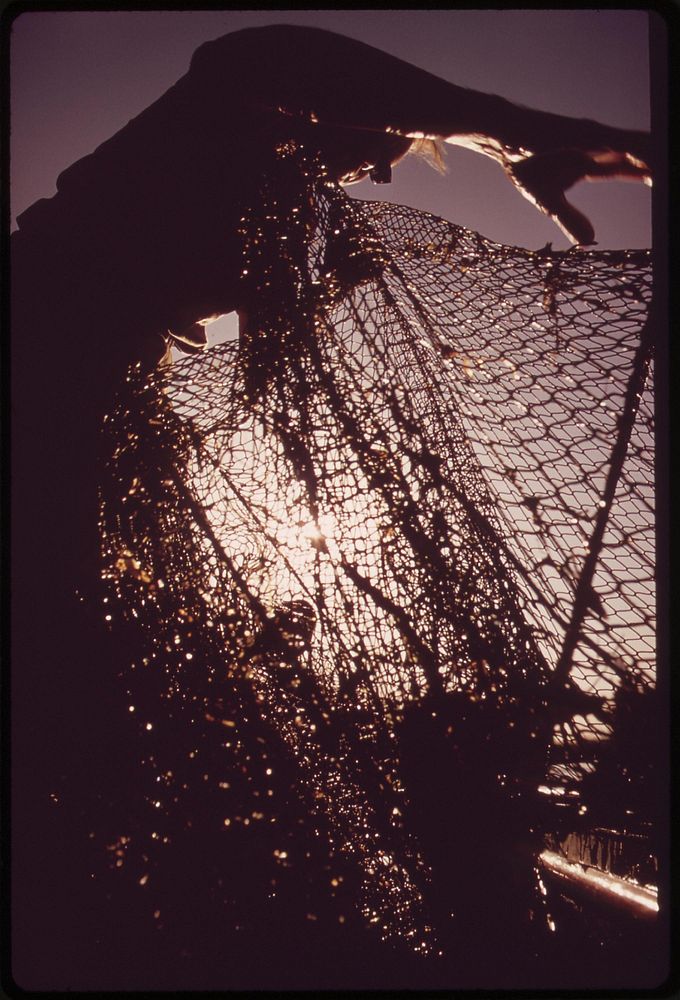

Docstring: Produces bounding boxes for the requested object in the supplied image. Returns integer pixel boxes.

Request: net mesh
[98,143,654,957]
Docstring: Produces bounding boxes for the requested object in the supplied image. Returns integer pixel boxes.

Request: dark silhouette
[11,26,655,991]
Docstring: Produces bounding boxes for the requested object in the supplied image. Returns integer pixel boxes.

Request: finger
[509,155,596,244]
[547,192,596,246]
[166,322,208,353]
[584,150,652,185]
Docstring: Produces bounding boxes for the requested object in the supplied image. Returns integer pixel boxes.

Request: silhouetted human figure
[11,25,652,990]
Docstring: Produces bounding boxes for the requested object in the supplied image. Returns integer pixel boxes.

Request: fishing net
[98,142,654,961]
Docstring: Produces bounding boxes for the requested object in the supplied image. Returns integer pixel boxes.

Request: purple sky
[10,9,652,249]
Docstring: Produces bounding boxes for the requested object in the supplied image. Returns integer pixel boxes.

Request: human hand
[507,146,651,245]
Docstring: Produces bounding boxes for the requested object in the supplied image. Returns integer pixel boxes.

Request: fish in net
[98,142,654,968]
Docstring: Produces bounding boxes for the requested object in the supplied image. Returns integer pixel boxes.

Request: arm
[14,21,652,374]
[189,25,651,244]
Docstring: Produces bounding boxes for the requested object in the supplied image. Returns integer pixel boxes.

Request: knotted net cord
[99,143,654,957]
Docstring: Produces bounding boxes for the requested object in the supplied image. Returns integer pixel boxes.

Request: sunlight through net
[98,142,654,957]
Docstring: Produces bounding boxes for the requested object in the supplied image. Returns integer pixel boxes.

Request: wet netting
[98,143,654,966]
